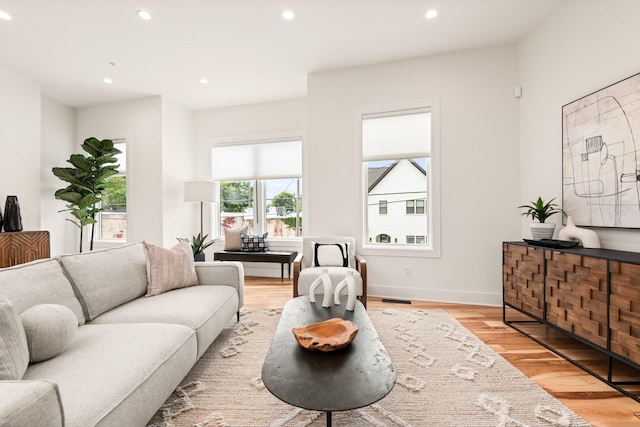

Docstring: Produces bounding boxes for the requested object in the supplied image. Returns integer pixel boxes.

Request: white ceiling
[0,0,564,110]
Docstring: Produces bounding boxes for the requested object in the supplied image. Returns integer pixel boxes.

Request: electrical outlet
[403,265,412,277]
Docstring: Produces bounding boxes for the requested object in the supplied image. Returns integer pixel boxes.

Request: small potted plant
[518,197,564,240]
[177,232,215,261]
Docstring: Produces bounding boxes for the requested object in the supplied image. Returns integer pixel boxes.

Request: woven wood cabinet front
[545,251,608,349]
[610,261,640,365]
[503,243,544,319]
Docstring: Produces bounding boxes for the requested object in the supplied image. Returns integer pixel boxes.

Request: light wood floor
[244,276,640,427]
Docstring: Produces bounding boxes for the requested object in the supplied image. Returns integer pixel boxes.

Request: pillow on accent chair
[241,233,269,252]
[20,304,78,363]
[223,226,249,251]
[143,240,199,297]
[313,242,350,267]
[0,296,28,380]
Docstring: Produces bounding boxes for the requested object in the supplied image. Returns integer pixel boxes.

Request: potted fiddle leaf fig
[518,197,564,240]
[177,232,215,261]
[52,137,121,252]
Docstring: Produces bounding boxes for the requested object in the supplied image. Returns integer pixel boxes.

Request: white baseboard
[367,284,502,307]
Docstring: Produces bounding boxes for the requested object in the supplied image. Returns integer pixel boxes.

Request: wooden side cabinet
[0,231,50,268]
[503,241,640,402]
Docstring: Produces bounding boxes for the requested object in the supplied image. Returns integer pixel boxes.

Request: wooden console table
[503,241,640,402]
[0,230,50,268]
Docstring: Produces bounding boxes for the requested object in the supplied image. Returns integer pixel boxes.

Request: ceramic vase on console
[558,216,601,248]
[3,196,22,232]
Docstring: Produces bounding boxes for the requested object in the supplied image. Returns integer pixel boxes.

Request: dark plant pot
[194,252,205,262]
[3,196,22,232]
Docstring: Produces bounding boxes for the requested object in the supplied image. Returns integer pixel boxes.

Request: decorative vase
[334,270,357,311]
[3,196,22,232]
[194,252,205,262]
[529,222,555,240]
[309,268,333,308]
[558,216,601,248]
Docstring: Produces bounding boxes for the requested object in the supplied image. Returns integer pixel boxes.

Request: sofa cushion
[90,285,239,358]
[143,241,199,297]
[223,225,248,250]
[0,258,85,324]
[21,304,78,363]
[22,323,196,427]
[58,242,148,321]
[0,296,28,380]
[0,380,64,427]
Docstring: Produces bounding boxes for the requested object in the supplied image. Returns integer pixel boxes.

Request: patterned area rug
[147,308,592,427]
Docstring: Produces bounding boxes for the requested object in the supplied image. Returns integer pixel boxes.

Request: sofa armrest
[195,261,245,308]
[0,380,64,427]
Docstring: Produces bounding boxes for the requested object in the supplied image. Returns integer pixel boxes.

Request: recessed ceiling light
[425,9,438,19]
[0,10,12,20]
[137,10,152,21]
[103,78,113,84]
[282,10,294,20]
[199,78,209,85]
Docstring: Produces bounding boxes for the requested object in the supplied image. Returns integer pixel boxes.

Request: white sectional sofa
[0,242,244,427]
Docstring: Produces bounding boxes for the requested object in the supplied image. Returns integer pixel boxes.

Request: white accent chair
[293,236,367,308]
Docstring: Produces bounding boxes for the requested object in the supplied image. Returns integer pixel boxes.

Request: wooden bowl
[292,318,359,352]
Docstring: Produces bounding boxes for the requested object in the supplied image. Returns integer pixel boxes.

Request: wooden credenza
[503,241,640,401]
[0,230,50,268]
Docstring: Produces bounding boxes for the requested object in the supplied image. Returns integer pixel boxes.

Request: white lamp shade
[184,181,218,203]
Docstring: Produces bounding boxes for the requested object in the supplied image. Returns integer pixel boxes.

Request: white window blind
[212,139,302,181]
[362,109,430,161]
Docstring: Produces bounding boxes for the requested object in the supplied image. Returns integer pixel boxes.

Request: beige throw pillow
[223,225,248,251]
[0,296,28,380]
[144,241,199,297]
[20,304,78,362]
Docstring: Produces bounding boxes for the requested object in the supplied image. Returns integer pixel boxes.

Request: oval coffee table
[262,296,396,426]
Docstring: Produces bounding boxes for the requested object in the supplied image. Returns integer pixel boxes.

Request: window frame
[356,99,441,258]
[210,131,305,243]
[95,138,128,245]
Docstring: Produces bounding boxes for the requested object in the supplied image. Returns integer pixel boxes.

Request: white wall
[518,0,640,251]
[0,66,41,231]
[161,98,196,248]
[41,96,77,255]
[307,46,521,305]
[76,97,165,245]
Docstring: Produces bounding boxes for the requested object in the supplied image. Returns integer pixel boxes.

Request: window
[406,235,426,244]
[97,139,127,241]
[379,200,388,215]
[406,199,426,215]
[212,138,303,238]
[360,100,440,255]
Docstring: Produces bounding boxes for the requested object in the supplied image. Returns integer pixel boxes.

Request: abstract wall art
[562,72,640,228]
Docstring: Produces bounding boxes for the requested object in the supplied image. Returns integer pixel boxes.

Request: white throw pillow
[223,226,248,251]
[20,304,78,363]
[144,240,199,297]
[0,296,29,379]
[312,242,350,267]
